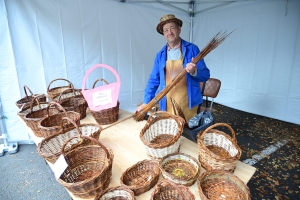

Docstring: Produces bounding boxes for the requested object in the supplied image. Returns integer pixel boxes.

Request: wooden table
[24,109,256,199]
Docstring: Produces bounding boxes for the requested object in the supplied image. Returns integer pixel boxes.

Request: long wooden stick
[133,30,233,121]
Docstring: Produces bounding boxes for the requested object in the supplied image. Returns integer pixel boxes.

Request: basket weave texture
[58,135,114,199]
[18,101,49,124]
[52,88,84,103]
[140,111,185,159]
[159,152,201,186]
[16,85,46,109]
[120,159,160,196]
[94,185,136,200]
[37,117,102,164]
[47,78,74,99]
[38,102,81,138]
[90,101,120,125]
[150,179,195,200]
[197,123,242,172]
[197,170,251,200]
[24,97,60,137]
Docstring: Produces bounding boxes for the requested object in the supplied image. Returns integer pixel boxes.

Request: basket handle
[57,88,82,103]
[146,111,185,127]
[92,78,109,89]
[60,116,82,134]
[46,101,67,117]
[47,78,74,92]
[60,134,110,160]
[199,123,237,143]
[81,64,120,91]
[29,94,47,112]
[23,85,34,99]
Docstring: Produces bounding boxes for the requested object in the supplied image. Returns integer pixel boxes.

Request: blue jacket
[143,39,210,110]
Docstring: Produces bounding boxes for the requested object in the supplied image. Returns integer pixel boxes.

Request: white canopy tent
[0,0,299,143]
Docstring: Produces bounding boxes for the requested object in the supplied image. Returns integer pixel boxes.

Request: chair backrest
[200,78,221,98]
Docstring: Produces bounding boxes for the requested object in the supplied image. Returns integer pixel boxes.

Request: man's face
[162,22,181,44]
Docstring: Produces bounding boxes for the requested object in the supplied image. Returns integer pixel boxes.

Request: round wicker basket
[58,135,113,199]
[140,111,185,159]
[159,152,201,186]
[150,179,195,200]
[197,170,251,200]
[94,185,136,200]
[120,159,160,196]
[197,123,242,172]
[37,117,102,164]
[90,101,120,125]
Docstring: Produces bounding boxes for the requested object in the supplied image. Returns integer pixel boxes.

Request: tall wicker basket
[197,170,251,200]
[197,123,242,172]
[58,135,113,199]
[140,111,185,159]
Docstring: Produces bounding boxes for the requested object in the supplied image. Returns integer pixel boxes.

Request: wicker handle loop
[60,134,110,160]
[23,85,34,98]
[57,88,82,102]
[29,94,46,112]
[47,78,74,92]
[60,116,82,135]
[200,123,237,143]
[92,78,109,89]
[46,101,67,117]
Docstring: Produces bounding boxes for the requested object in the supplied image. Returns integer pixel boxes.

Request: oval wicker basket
[52,88,84,103]
[197,170,251,200]
[58,135,114,199]
[140,111,185,159]
[150,179,195,200]
[24,96,60,137]
[159,152,201,186]
[120,159,160,196]
[94,185,136,200]
[47,78,74,99]
[16,85,46,109]
[197,123,242,172]
[38,102,81,138]
[18,100,49,124]
[37,117,102,164]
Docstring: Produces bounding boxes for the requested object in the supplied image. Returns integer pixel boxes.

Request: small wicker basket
[16,85,46,109]
[37,117,102,164]
[197,170,251,200]
[24,96,60,137]
[197,123,242,172]
[150,179,195,200]
[94,185,136,200]
[58,135,113,199]
[159,152,201,186]
[140,111,185,159]
[38,102,81,138]
[47,78,74,99]
[52,88,84,103]
[120,159,160,196]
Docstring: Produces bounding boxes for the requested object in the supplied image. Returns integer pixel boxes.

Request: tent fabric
[0,0,299,142]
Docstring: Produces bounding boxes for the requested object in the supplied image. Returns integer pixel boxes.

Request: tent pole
[189,1,195,43]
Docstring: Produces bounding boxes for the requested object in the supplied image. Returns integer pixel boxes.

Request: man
[137,14,210,121]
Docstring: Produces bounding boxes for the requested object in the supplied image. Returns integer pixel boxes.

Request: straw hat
[156,14,183,35]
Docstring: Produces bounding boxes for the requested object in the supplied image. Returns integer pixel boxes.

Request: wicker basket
[120,159,160,196]
[150,179,195,200]
[159,152,201,186]
[52,88,84,103]
[16,85,46,109]
[94,185,136,200]
[197,123,242,172]
[140,111,185,159]
[38,102,81,138]
[24,96,60,137]
[58,135,113,199]
[90,101,120,125]
[197,170,251,200]
[47,78,74,99]
[37,117,102,164]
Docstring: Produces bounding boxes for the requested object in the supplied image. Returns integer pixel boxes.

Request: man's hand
[185,57,196,74]
[135,103,147,112]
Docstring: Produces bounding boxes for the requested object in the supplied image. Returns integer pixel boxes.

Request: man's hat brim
[156,18,183,35]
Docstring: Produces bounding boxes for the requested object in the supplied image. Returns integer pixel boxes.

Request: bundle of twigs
[133,30,233,121]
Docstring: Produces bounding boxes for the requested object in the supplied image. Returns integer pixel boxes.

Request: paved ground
[0,103,299,200]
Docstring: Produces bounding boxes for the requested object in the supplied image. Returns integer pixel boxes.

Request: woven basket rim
[140,114,183,149]
[95,185,135,200]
